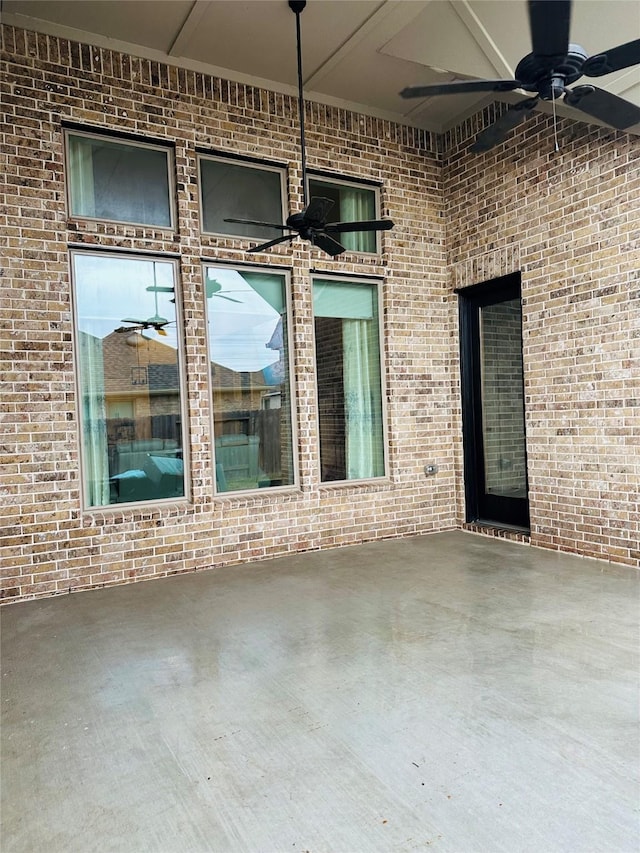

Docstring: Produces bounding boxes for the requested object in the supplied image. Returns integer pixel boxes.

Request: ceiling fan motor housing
[515,44,589,99]
[286,210,326,231]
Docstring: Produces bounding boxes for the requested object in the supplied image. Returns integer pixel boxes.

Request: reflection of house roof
[210,361,270,390]
[102,330,178,394]
[148,363,179,391]
[81,329,276,394]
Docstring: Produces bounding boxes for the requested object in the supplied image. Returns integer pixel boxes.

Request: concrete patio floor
[1,530,639,852]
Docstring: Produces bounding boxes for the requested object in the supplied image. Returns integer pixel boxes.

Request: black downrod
[289,1,308,208]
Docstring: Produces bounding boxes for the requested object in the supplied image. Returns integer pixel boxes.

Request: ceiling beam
[606,66,640,97]
[452,0,514,79]
[305,0,430,88]
[168,0,213,57]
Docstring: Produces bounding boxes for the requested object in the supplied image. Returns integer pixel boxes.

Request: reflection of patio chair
[114,439,178,474]
[111,439,181,502]
[214,435,270,490]
[111,469,153,502]
[144,454,184,497]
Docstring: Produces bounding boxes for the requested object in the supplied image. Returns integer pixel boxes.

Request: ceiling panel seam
[168,0,213,58]
[451,0,514,79]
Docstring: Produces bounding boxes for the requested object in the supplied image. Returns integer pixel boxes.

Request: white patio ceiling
[2,0,639,134]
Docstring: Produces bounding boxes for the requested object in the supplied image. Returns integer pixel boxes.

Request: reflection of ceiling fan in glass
[115,263,173,335]
[115,317,171,335]
[205,275,242,303]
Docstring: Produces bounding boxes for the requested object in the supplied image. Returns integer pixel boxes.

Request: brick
[1,22,637,606]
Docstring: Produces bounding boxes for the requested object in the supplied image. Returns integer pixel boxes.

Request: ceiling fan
[115,265,172,335]
[400,0,640,153]
[115,318,170,336]
[205,275,242,303]
[224,0,394,256]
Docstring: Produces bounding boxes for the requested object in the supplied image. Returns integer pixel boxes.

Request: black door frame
[457,272,530,530]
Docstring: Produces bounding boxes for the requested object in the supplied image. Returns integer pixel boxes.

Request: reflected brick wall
[481,300,527,496]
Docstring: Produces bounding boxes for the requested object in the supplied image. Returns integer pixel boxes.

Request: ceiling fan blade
[564,85,640,130]
[216,294,243,303]
[303,196,334,225]
[582,39,640,77]
[224,217,289,230]
[470,97,539,153]
[247,234,297,253]
[312,233,346,257]
[400,79,520,99]
[325,219,394,234]
[528,0,571,63]
[121,317,146,324]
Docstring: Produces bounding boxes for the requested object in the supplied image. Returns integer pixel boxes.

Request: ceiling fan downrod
[289,0,308,208]
[222,0,394,256]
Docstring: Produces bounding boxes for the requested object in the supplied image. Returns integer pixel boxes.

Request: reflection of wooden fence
[215,409,282,478]
[253,409,281,477]
[151,414,181,444]
[107,414,181,446]
[109,411,283,480]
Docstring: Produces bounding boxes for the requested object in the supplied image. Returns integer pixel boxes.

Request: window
[72,252,186,507]
[204,265,295,493]
[66,131,173,228]
[308,177,378,253]
[313,278,385,482]
[199,155,285,239]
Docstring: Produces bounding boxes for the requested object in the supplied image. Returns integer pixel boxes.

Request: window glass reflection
[73,253,185,506]
[205,266,295,492]
[67,133,173,228]
[199,156,284,239]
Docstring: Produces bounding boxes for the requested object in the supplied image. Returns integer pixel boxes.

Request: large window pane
[308,177,377,253]
[313,279,385,481]
[205,266,295,492]
[72,253,185,507]
[67,132,173,227]
[199,156,284,239]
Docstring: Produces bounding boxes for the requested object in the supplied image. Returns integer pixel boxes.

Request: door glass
[480,298,527,499]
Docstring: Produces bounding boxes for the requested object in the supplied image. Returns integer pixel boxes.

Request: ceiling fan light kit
[400,0,640,153]
[223,0,394,257]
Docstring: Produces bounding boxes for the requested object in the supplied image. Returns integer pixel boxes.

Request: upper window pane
[205,265,295,493]
[72,253,186,507]
[66,132,173,228]
[199,156,284,239]
[313,278,385,482]
[308,177,378,253]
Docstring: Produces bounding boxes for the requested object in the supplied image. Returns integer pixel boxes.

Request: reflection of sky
[73,254,178,349]
[206,269,281,372]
